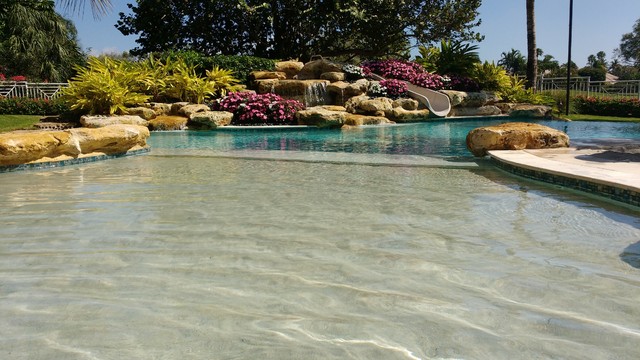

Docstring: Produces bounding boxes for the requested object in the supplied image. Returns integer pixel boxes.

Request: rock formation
[466,122,570,157]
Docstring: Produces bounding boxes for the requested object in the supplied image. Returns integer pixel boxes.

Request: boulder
[270,79,330,106]
[0,124,150,166]
[466,122,570,157]
[295,106,348,128]
[441,90,499,108]
[68,125,150,155]
[344,114,394,126]
[296,59,343,80]
[275,60,304,79]
[0,131,75,166]
[320,72,346,82]
[80,115,148,128]
[345,79,370,97]
[250,71,287,80]
[170,102,191,115]
[386,108,431,123]
[148,115,189,131]
[126,106,157,120]
[392,98,419,111]
[346,96,394,116]
[254,79,280,94]
[449,106,502,117]
[509,104,553,118]
[149,103,172,116]
[188,111,234,129]
[178,104,210,118]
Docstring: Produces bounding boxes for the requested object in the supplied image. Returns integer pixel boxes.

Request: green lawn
[563,114,640,122]
[0,115,41,132]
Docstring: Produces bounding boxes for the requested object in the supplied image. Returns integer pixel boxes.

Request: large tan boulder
[320,72,346,82]
[178,104,210,118]
[188,111,234,129]
[275,61,304,79]
[386,108,431,122]
[392,98,419,111]
[295,106,348,128]
[125,106,156,120]
[345,96,394,116]
[148,115,188,131]
[296,59,342,80]
[68,125,150,155]
[0,125,150,166]
[0,131,75,166]
[250,71,287,80]
[80,115,148,128]
[466,122,570,157]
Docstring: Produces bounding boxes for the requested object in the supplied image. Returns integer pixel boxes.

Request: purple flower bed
[362,59,446,91]
[379,79,408,98]
[213,92,305,125]
[362,59,479,92]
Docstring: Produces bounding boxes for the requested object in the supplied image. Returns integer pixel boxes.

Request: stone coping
[489,149,640,207]
[0,148,150,173]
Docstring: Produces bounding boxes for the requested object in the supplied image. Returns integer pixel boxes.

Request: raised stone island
[0,124,150,167]
[466,122,570,157]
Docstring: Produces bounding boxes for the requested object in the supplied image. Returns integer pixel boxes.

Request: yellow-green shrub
[61,57,151,115]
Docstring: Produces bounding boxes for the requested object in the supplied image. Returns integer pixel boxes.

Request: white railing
[0,81,68,100]
[538,77,640,99]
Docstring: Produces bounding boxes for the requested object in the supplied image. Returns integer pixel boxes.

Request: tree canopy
[0,0,85,81]
[617,17,640,67]
[116,0,483,60]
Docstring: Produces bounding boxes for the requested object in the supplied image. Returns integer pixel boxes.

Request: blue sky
[57,0,640,67]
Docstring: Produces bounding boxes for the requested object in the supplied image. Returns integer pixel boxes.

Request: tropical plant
[61,57,151,115]
[0,1,85,82]
[414,45,439,73]
[205,66,243,97]
[434,39,480,77]
[498,49,527,75]
[472,61,511,92]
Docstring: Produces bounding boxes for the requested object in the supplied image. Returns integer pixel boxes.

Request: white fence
[0,81,68,100]
[538,77,640,99]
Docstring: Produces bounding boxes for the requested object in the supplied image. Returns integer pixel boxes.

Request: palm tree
[0,1,84,81]
[498,49,526,75]
[526,0,537,89]
[58,0,112,18]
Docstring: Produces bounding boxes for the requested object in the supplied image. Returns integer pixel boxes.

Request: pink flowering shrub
[9,75,27,82]
[379,79,408,98]
[573,96,640,117]
[213,92,305,125]
[0,73,5,81]
[362,59,446,90]
[362,59,479,92]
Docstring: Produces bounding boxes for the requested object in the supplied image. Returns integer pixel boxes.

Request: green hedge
[0,97,70,115]
[573,96,640,117]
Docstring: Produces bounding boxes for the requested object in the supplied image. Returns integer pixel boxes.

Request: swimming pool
[1,119,639,359]
[148,118,640,157]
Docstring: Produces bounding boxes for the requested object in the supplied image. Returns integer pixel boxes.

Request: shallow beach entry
[2,119,640,359]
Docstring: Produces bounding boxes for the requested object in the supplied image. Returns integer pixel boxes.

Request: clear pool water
[149,119,640,157]
[1,119,639,359]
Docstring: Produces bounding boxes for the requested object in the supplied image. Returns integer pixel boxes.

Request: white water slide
[370,74,451,117]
